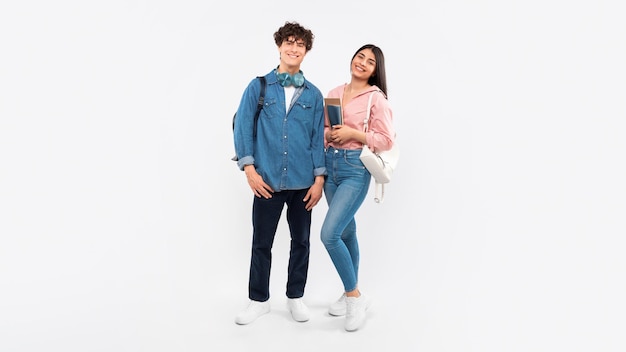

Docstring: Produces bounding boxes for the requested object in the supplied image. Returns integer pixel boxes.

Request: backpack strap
[252,76,266,138]
[362,90,381,133]
[362,90,386,203]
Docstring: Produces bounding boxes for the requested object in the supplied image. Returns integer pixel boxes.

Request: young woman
[321,44,395,332]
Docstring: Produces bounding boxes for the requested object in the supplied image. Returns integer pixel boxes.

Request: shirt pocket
[261,98,280,119]
[291,100,314,118]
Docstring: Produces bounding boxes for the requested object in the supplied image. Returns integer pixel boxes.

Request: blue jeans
[249,189,311,302]
[321,147,371,292]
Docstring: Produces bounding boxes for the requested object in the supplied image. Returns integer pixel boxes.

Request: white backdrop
[1,1,625,351]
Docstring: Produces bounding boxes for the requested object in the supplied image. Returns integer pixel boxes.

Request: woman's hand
[329,125,354,144]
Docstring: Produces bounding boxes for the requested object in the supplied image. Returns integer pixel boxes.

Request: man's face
[278,36,307,68]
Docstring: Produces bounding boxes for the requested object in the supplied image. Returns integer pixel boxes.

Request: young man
[233,21,326,325]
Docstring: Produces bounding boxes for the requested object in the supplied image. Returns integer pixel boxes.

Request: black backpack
[231,76,266,161]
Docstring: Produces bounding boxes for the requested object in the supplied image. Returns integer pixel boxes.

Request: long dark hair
[351,44,388,98]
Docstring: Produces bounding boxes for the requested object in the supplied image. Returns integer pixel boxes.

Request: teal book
[324,98,342,126]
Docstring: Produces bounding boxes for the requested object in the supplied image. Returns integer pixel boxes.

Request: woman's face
[351,48,376,80]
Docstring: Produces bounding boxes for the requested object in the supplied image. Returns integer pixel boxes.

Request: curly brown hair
[273,21,314,51]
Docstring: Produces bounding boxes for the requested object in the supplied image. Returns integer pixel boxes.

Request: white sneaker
[235,300,270,325]
[345,294,368,332]
[287,298,310,322]
[328,293,347,316]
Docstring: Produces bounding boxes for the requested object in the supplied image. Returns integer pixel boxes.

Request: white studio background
[1,1,625,351]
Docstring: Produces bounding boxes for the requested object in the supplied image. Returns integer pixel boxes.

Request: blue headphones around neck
[276,70,304,88]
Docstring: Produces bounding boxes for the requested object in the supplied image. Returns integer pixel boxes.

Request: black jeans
[248,188,311,302]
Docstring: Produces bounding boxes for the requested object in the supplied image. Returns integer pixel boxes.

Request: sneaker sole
[329,296,371,317]
[328,307,346,316]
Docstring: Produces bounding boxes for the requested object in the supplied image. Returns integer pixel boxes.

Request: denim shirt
[234,70,327,191]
